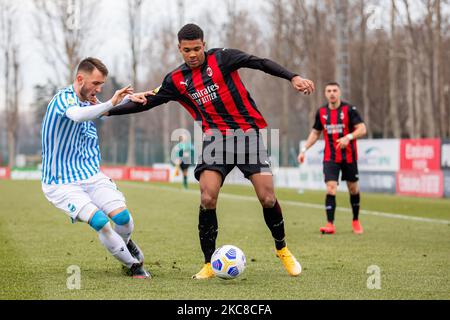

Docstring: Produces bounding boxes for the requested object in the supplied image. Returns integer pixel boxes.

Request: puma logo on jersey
[180,81,189,87]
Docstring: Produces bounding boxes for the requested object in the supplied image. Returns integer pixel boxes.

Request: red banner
[101,166,170,183]
[0,167,11,180]
[400,139,441,171]
[397,171,444,198]
[0,167,10,180]
[101,166,130,181]
[129,167,170,182]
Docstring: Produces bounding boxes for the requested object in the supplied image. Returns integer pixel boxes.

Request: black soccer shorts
[323,161,359,183]
[194,132,272,185]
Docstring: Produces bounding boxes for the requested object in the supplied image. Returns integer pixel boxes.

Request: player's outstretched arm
[108,80,177,117]
[298,129,322,164]
[66,85,134,123]
[106,91,158,116]
[222,48,314,95]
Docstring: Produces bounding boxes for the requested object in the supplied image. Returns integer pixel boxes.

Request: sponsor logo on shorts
[68,203,76,213]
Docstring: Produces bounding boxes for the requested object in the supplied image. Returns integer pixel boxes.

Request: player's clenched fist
[291,76,315,95]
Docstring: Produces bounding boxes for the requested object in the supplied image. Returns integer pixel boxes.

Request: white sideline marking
[121,182,450,225]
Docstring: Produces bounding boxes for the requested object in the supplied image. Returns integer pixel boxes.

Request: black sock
[326,195,336,223]
[183,176,188,188]
[198,206,218,263]
[263,201,286,250]
[350,193,360,221]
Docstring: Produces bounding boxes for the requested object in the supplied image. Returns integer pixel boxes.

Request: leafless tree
[434,0,447,137]
[389,0,401,138]
[335,0,351,100]
[177,0,189,131]
[359,0,374,138]
[125,0,146,167]
[33,0,101,86]
[1,0,21,167]
[268,0,293,166]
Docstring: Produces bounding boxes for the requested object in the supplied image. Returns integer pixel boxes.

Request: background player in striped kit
[108,24,315,279]
[41,58,151,278]
[298,82,367,235]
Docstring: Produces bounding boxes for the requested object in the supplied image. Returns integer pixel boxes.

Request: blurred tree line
[0,0,449,167]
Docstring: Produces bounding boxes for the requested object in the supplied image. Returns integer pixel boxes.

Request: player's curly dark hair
[178,23,204,43]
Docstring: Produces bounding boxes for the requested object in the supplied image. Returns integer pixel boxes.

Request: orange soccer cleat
[352,220,364,234]
[320,223,336,235]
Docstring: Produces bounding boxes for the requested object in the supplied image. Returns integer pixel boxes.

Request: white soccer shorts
[42,172,126,223]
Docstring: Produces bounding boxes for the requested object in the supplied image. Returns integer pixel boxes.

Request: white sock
[98,222,138,268]
[114,216,134,244]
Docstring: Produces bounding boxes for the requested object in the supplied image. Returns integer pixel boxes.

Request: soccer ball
[211,245,246,280]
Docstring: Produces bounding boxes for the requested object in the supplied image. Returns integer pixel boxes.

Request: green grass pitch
[0,180,449,300]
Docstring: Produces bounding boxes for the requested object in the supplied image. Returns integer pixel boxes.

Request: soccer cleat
[192,263,215,280]
[129,263,151,279]
[127,239,145,264]
[320,223,336,235]
[276,247,302,277]
[352,220,364,234]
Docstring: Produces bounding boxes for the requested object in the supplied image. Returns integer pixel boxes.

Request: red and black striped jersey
[313,102,364,163]
[109,48,297,135]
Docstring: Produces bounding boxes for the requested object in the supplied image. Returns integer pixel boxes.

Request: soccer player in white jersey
[41,57,151,279]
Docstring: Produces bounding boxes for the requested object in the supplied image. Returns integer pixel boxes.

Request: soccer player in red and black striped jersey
[298,82,367,235]
[109,24,315,279]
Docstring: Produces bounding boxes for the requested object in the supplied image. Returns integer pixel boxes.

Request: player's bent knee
[259,194,276,208]
[201,192,217,209]
[326,185,338,195]
[111,209,131,226]
[103,200,127,216]
[89,211,110,232]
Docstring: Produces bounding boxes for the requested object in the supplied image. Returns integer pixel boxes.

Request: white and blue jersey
[41,85,101,185]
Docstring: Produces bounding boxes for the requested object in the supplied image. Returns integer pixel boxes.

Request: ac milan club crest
[207,66,213,77]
